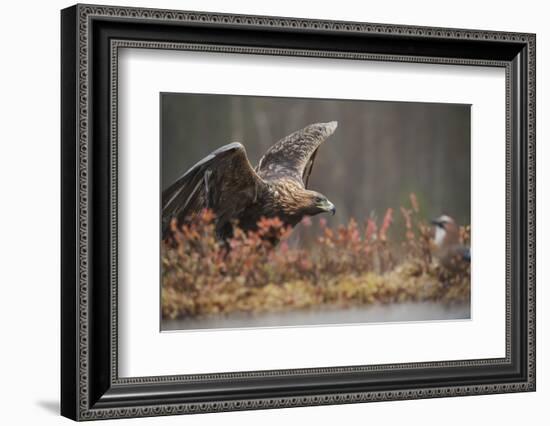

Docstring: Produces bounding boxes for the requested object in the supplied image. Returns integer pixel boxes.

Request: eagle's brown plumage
[162,121,338,241]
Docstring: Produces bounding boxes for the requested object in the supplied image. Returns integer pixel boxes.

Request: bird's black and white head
[431,214,470,266]
[431,214,458,247]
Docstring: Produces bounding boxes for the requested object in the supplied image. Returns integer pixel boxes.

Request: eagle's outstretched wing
[162,142,265,238]
[256,121,337,187]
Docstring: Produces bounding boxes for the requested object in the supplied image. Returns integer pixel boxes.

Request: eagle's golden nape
[162,121,338,242]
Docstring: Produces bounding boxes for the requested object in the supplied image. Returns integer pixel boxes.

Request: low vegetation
[162,194,470,320]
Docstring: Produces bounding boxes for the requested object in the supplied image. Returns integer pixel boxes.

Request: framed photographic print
[61,4,536,421]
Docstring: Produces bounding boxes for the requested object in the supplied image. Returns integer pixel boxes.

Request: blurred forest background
[161,93,471,244]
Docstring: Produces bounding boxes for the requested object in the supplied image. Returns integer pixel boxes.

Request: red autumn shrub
[162,194,470,319]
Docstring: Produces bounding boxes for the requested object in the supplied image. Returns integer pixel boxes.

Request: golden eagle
[162,121,338,241]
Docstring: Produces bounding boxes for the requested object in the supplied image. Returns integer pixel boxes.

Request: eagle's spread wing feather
[256,121,337,187]
[162,142,265,238]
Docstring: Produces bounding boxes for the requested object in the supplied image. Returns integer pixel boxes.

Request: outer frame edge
[67,4,536,420]
[60,4,80,422]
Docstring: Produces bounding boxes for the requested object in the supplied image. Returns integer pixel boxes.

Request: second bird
[431,214,471,270]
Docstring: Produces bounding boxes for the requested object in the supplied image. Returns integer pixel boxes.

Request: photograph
[160,93,472,331]
[57,3,536,420]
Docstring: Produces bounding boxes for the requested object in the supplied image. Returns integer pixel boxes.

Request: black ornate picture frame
[61,4,536,421]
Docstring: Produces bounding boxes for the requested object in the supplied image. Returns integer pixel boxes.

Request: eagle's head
[302,191,336,217]
[272,180,336,224]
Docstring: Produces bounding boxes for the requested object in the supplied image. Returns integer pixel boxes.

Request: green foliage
[162,195,470,320]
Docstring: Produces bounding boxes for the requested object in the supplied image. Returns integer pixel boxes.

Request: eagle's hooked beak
[323,199,336,216]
